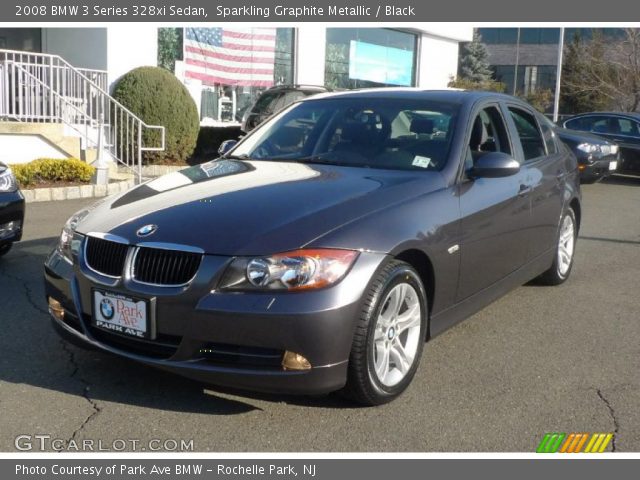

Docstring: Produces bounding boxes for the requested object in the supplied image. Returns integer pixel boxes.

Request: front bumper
[577,153,619,181]
[44,245,386,395]
[0,190,25,243]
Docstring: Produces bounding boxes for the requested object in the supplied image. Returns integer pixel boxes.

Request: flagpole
[182,27,186,67]
[553,27,565,123]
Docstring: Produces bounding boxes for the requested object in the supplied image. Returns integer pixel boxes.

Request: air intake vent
[132,247,202,286]
[85,236,129,277]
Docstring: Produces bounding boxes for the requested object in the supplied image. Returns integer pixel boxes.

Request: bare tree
[562,29,640,112]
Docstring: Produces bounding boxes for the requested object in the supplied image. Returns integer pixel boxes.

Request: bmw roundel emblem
[99,298,115,320]
[136,224,158,237]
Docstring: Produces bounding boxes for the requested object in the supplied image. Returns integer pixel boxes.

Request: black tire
[580,176,599,185]
[538,207,577,285]
[342,260,428,406]
[0,243,12,257]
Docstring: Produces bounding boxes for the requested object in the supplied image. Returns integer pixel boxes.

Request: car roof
[302,88,523,106]
[565,112,640,121]
[264,84,328,92]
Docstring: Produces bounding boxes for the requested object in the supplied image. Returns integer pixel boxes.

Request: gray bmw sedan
[44,89,581,405]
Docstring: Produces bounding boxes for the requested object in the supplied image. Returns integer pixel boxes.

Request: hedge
[10,158,95,187]
[112,66,200,165]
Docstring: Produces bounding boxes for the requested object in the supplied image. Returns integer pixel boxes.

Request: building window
[183,27,294,123]
[493,65,556,96]
[478,28,560,45]
[324,28,417,90]
[0,28,41,52]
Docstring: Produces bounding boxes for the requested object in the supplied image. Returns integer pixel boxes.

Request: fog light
[282,351,311,371]
[0,220,21,240]
[48,297,65,321]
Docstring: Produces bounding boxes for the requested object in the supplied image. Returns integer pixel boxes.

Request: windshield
[230,97,459,171]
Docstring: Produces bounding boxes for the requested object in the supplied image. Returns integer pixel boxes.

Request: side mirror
[472,152,520,178]
[218,139,238,156]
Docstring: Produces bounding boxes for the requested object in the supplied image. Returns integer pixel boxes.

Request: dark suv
[241,85,329,133]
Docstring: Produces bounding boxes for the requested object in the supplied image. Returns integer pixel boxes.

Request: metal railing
[0,49,165,182]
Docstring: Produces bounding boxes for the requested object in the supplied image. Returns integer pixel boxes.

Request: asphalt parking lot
[1,176,639,452]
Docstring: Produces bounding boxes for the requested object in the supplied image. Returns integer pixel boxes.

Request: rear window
[252,92,283,114]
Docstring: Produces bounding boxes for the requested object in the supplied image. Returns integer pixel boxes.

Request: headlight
[610,144,619,155]
[577,143,601,154]
[57,209,89,262]
[219,249,359,291]
[0,167,17,192]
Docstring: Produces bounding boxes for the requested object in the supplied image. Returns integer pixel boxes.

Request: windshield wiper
[223,153,251,160]
[295,155,349,166]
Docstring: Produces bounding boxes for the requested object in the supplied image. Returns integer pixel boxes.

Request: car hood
[555,127,612,145]
[77,159,444,255]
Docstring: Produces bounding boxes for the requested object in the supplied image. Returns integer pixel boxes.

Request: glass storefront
[324,28,418,90]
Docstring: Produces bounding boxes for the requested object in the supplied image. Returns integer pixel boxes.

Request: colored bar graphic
[598,434,613,453]
[575,433,590,452]
[537,433,614,453]
[536,433,566,453]
[559,433,575,453]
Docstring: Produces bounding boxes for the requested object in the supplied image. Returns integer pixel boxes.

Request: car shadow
[601,174,640,186]
[0,237,360,415]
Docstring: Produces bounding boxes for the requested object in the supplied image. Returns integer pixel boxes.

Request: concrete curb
[21,179,135,203]
[139,165,186,176]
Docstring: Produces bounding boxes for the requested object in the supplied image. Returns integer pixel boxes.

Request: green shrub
[10,158,94,187]
[112,66,200,164]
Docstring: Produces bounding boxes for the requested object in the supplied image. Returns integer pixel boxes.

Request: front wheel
[538,207,577,285]
[342,260,427,406]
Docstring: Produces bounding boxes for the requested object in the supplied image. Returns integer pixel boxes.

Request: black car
[539,117,620,183]
[0,161,25,257]
[241,84,329,133]
[45,90,581,405]
[562,112,640,174]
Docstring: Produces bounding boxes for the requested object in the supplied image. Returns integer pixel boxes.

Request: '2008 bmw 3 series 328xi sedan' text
[44,90,581,405]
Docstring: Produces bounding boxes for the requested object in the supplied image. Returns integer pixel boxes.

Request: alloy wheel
[557,213,575,276]
[372,282,422,387]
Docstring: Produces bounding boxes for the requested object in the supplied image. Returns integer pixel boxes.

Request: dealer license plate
[92,290,149,339]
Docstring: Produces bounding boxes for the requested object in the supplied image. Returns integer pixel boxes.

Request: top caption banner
[3,0,639,22]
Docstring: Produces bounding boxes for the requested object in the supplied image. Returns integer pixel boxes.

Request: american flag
[184,27,276,87]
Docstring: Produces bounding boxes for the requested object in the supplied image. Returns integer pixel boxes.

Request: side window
[616,118,640,138]
[539,120,558,155]
[508,107,546,161]
[564,118,582,130]
[466,106,511,171]
[591,118,608,134]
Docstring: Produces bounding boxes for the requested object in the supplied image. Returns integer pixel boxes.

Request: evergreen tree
[459,31,494,82]
[157,28,183,73]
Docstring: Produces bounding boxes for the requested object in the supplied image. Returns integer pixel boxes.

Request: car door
[504,105,565,260]
[456,102,531,302]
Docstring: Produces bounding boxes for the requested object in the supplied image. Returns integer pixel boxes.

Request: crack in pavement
[1,263,103,445]
[596,389,620,452]
[0,265,48,316]
[60,339,102,443]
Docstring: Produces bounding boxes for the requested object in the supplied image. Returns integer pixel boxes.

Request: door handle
[518,184,532,197]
